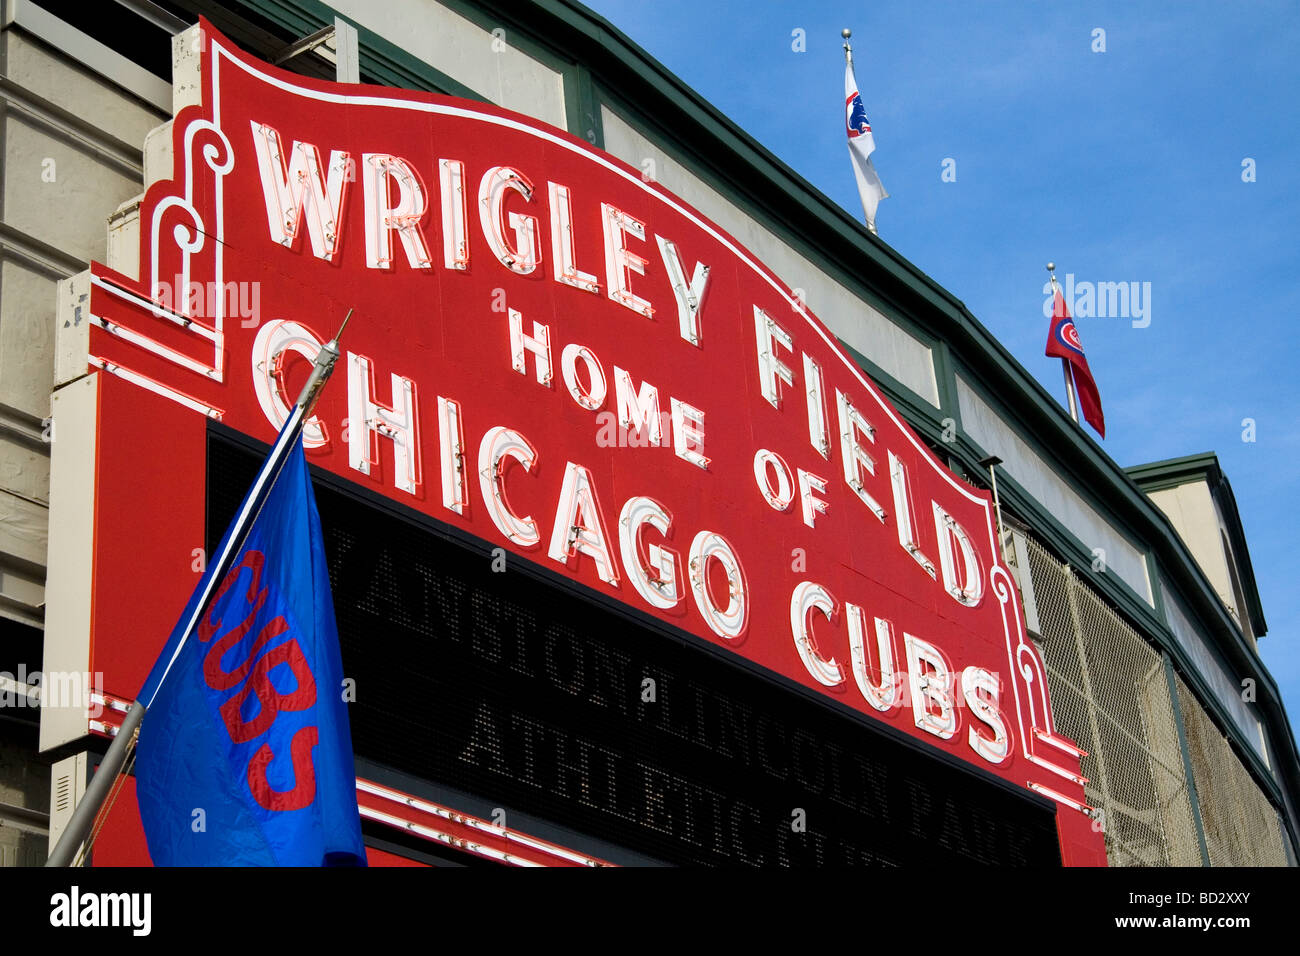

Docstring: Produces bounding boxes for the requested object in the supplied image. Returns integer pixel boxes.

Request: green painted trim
[231,0,319,39]
[1164,653,1213,867]
[569,63,604,147]
[240,0,605,157]
[1214,471,1268,635]
[1146,551,1169,624]
[933,340,963,429]
[1127,451,1222,490]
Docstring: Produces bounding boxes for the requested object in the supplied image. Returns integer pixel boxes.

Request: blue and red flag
[1046,288,1106,438]
[134,431,365,866]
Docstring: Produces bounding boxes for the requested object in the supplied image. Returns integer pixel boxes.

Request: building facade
[0,0,1293,866]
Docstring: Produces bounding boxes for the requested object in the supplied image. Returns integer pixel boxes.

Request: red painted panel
[91,373,208,700]
[365,846,427,867]
[91,777,151,867]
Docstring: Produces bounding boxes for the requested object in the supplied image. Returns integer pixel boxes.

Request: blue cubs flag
[1045,288,1106,438]
[134,430,366,866]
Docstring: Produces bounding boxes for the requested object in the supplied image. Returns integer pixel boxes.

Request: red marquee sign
[72,21,1104,864]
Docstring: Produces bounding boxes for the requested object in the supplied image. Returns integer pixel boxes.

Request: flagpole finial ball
[1046,262,1056,273]
[842,28,852,39]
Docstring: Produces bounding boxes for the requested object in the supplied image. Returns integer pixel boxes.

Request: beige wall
[0,13,165,629]
[329,0,567,129]
[1147,483,1234,620]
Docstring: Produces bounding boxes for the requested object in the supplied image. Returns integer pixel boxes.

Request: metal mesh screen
[1174,675,1289,866]
[1012,532,1203,866]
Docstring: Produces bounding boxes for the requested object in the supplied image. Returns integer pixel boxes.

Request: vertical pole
[980,455,1008,564]
[1163,654,1213,866]
[1061,359,1079,423]
[334,17,359,84]
[1047,263,1079,423]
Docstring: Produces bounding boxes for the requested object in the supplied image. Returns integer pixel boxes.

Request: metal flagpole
[1047,262,1079,424]
[979,455,1009,564]
[46,309,354,867]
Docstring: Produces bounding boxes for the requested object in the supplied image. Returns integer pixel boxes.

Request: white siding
[39,374,98,751]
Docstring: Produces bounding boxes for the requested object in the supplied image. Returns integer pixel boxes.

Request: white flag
[845,59,888,233]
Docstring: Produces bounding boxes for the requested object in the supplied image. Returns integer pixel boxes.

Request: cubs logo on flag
[846,89,875,142]
[1051,313,1085,355]
[1046,289,1106,438]
[134,429,366,866]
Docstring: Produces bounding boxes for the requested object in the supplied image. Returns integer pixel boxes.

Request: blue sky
[582,1,1300,724]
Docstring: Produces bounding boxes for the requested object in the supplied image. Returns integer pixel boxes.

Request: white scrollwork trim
[991,564,1090,799]
[146,117,233,381]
